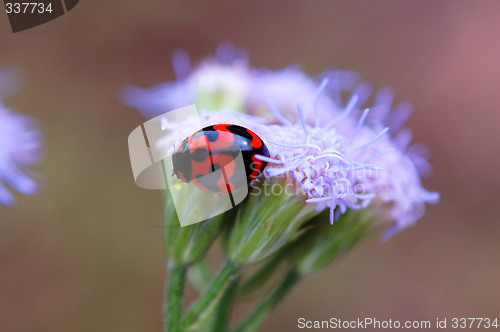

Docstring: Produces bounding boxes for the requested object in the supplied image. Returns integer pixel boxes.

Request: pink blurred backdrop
[1,1,499,331]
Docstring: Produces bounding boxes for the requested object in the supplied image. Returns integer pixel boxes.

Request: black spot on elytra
[227,125,252,140]
[204,130,220,142]
[192,148,210,162]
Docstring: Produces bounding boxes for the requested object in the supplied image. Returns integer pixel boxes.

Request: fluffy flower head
[124,44,439,239]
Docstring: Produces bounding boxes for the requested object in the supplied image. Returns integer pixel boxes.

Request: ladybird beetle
[172,124,270,193]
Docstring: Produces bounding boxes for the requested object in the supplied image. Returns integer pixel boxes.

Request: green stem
[237,250,287,298]
[232,269,301,332]
[208,277,239,332]
[165,263,187,332]
[182,260,241,331]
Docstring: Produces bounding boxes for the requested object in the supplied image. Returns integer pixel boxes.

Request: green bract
[227,179,318,265]
[294,210,375,276]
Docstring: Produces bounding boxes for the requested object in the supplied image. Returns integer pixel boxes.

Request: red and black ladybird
[172,124,270,194]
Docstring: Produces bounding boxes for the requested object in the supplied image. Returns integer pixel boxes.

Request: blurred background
[1,1,499,331]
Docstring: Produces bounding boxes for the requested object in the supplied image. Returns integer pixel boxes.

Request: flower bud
[294,209,374,276]
[164,195,224,266]
[227,178,318,265]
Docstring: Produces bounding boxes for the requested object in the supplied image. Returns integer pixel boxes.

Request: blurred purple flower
[121,42,358,121]
[0,66,22,99]
[368,87,434,177]
[0,70,42,206]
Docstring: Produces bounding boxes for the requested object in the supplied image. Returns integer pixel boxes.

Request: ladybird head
[172,137,193,182]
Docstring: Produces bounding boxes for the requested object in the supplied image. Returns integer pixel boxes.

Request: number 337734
[5,2,54,14]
